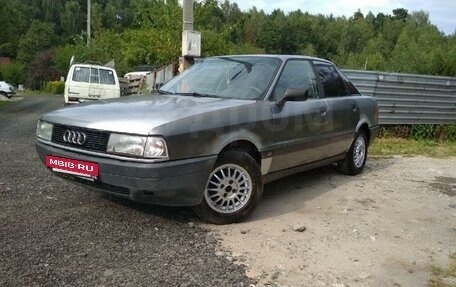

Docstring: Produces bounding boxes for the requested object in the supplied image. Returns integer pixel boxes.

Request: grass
[0,101,11,107]
[428,252,456,287]
[16,89,44,96]
[370,138,456,158]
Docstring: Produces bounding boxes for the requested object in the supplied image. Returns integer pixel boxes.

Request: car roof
[212,54,333,64]
[72,63,115,70]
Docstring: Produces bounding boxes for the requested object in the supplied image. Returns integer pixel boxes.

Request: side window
[72,67,90,83]
[314,62,347,97]
[99,69,116,85]
[272,60,319,101]
[336,67,360,95]
[90,68,100,84]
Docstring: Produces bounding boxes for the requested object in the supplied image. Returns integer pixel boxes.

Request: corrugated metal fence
[343,69,456,125]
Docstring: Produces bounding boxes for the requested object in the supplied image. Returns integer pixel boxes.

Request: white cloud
[232,0,456,34]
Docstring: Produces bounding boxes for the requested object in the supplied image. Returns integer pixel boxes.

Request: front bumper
[36,141,217,206]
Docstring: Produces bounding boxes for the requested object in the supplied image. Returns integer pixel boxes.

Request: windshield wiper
[158,89,175,95]
[179,92,219,98]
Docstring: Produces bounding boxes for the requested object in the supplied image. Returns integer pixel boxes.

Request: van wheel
[0,92,9,99]
[192,150,263,224]
[338,130,368,175]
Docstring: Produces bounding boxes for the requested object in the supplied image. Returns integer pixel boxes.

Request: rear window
[72,67,116,85]
[100,69,116,85]
[72,67,90,83]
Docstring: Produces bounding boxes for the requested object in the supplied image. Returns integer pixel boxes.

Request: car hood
[41,94,254,135]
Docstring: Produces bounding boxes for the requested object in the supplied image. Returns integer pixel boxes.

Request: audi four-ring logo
[63,130,87,145]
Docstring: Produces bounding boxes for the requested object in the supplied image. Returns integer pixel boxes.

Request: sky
[231,0,456,35]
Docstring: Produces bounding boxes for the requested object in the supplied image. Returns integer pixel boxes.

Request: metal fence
[343,69,456,125]
[145,63,177,93]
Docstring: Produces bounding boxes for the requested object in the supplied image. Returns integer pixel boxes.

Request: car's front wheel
[192,150,263,224]
[338,130,368,175]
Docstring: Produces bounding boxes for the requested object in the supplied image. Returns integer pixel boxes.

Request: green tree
[61,1,84,40]
[17,20,56,63]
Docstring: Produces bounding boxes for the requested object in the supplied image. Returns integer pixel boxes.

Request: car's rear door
[99,68,120,99]
[269,59,331,172]
[68,66,91,101]
[89,67,101,100]
[313,61,359,156]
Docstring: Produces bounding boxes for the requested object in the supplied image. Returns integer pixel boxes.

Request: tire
[0,92,8,99]
[338,130,368,175]
[192,149,263,224]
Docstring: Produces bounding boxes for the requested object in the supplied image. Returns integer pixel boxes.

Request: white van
[64,64,121,104]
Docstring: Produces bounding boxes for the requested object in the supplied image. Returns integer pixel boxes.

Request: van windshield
[159,57,281,100]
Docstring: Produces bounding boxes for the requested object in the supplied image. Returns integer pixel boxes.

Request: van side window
[100,69,116,85]
[72,67,90,83]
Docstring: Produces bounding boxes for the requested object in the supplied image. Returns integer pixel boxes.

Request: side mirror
[277,88,308,106]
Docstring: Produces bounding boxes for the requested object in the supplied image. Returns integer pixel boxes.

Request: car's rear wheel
[0,92,9,99]
[192,150,263,224]
[338,130,368,175]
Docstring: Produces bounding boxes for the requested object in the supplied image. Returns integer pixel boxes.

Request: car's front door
[269,59,331,173]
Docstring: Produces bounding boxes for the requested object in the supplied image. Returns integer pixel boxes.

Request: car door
[89,67,101,100]
[269,59,331,172]
[68,66,91,100]
[313,61,359,156]
[99,68,120,99]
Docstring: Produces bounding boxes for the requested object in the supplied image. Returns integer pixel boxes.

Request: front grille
[52,124,110,153]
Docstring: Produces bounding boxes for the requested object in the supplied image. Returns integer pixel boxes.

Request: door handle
[319,107,327,117]
[352,104,358,112]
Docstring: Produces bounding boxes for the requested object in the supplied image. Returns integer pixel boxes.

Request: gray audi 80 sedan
[36,55,379,224]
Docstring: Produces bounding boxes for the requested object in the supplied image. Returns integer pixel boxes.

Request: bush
[26,49,59,90]
[379,125,412,138]
[381,124,456,141]
[411,124,437,140]
[43,81,65,94]
[0,61,26,86]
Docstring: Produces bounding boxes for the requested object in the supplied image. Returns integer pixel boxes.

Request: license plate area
[46,155,99,179]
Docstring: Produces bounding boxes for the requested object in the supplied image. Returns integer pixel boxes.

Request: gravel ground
[0,95,251,287]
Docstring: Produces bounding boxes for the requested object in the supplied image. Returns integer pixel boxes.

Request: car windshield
[159,56,281,100]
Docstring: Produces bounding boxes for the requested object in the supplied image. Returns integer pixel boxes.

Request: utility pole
[87,0,91,46]
[183,0,194,31]
[180,0,200,73]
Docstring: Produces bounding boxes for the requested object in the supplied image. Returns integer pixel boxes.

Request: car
[64,63,121,105]
[0,81,16,98]
[35,55,379,224]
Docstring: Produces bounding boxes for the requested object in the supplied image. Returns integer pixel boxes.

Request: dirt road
[210,156,456,287]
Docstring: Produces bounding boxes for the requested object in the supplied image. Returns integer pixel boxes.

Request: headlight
[107,134,168,159]
[37,120,53,141]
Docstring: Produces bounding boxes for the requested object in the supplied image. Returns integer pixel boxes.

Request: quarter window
[314,62,347,97]
[272,60,319,101]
